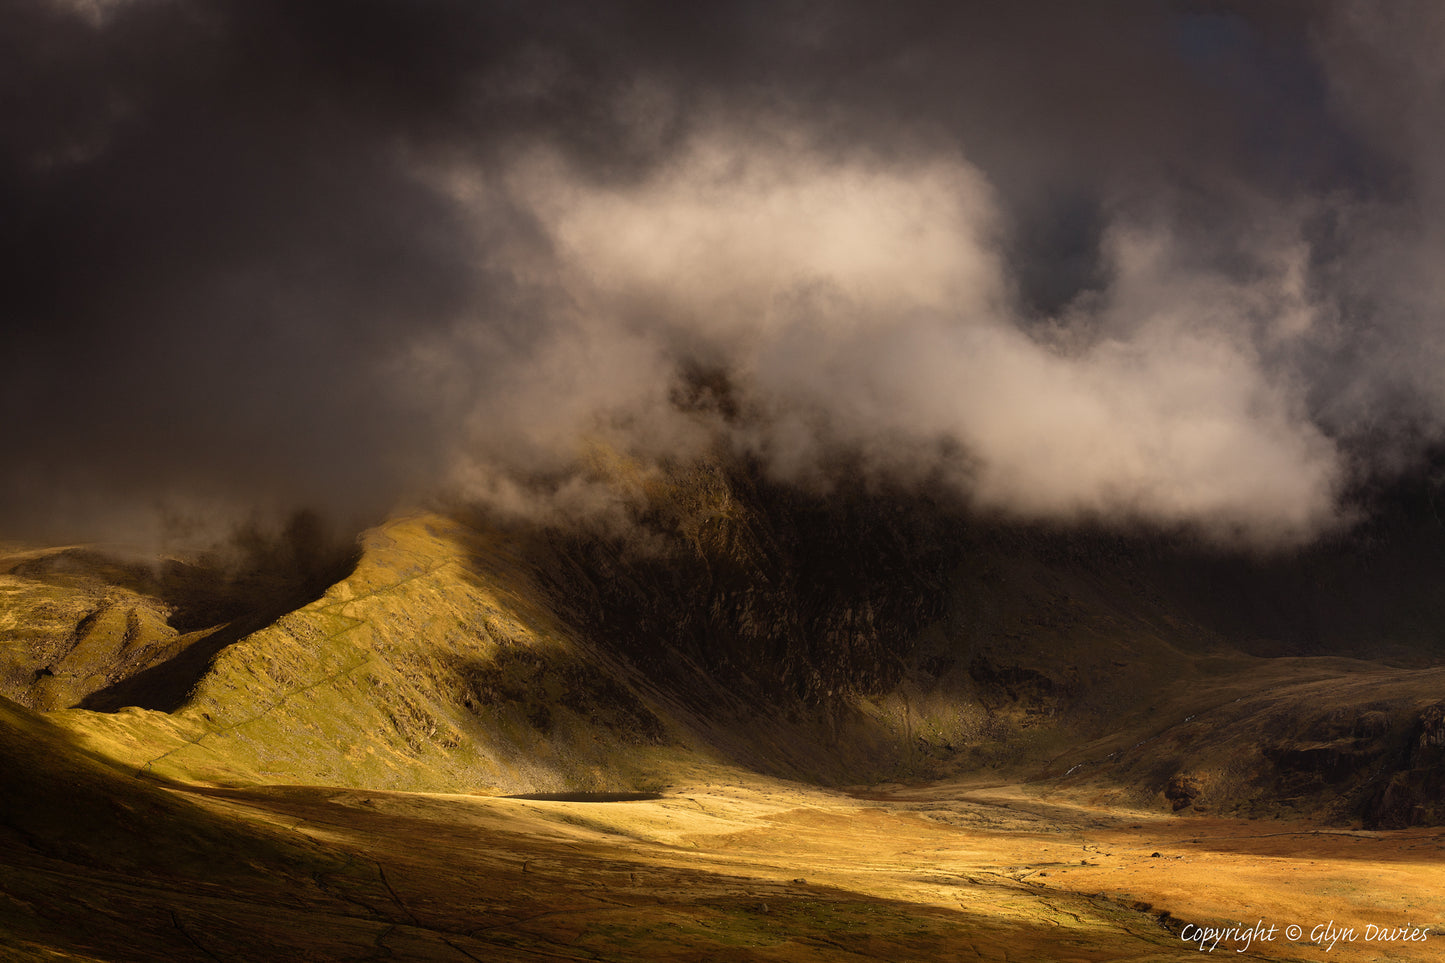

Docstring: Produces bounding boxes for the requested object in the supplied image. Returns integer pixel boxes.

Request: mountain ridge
[4,452,1444,826]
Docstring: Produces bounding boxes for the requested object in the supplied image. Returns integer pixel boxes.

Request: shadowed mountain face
[4,450,1444,823]
[5,457,1445,960]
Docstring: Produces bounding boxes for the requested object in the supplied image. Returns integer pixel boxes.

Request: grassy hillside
[0,546,187,711]
[5,453,1445,823]
[46,515,711,794]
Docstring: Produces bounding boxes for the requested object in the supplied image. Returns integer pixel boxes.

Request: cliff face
[6,451,1445,823]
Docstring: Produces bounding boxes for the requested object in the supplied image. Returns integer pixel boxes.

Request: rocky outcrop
[1363,700,1445,828]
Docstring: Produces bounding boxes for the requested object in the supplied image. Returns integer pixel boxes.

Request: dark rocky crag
[5,435,1445,821]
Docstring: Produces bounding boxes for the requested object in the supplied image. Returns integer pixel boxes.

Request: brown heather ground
[4,494,1445,961]
[5,743,1442,961]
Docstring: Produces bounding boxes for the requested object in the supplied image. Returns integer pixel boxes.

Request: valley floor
[5,771,1441,961]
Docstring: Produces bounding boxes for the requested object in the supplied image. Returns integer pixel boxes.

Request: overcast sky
[5,0,1445,547]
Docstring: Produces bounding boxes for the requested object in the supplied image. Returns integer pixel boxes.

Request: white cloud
[434,128,1344,545]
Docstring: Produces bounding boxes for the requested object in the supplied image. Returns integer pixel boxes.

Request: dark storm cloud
[3,2,447,533]
[0,0,768,541]
[2,0,1441,546]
